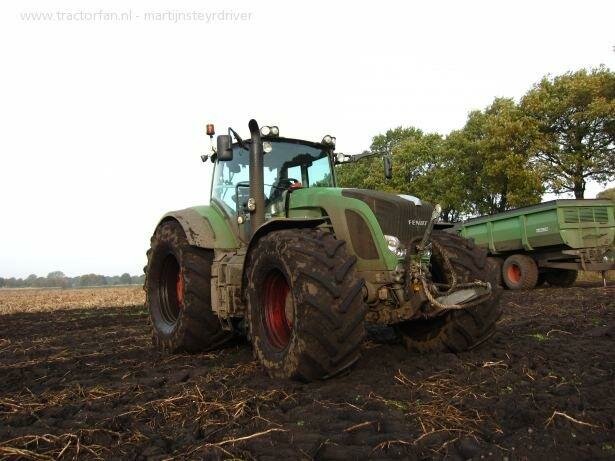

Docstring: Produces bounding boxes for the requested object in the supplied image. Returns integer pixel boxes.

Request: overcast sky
[0,0,613,279]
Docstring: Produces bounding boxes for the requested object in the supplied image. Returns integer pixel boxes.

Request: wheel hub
[263,270,293,350]
[160,254,183,325]
[507,264,522,284]
[176,269,185,306]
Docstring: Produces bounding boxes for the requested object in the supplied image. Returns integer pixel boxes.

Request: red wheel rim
[176,269,185,306]
[263,270,293,350]
[507,264,522,284]
[160,255,182,325]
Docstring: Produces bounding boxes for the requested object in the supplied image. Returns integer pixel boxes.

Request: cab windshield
[211,139,334,216]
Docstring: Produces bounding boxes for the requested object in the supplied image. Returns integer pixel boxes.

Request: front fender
[241,217,327,294]
[160,205,239,249]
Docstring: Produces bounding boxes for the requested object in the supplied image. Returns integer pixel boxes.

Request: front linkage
[406,206,493,319]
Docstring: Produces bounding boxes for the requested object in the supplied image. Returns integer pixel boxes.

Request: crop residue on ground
[0,284,614,459]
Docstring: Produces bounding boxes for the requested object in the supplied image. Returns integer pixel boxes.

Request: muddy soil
[1,284,614,460]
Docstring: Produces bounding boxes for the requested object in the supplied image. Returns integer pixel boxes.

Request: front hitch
[407,207,493,318]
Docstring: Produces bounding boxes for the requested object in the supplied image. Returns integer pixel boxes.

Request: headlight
[384,235,406,258]
[260,126,271,136]
[263,141,272,153]
[336,152,349,163]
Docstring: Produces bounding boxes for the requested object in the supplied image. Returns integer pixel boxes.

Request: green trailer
[453,199,615,289]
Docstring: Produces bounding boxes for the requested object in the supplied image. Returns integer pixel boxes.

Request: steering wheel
[275,178,302,190]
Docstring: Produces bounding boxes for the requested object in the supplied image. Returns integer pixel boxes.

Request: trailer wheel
[395,231,503,353]
[145,220,232,353]
[502,254,538,290]
[545,269,578,287]
[245,228,367,381]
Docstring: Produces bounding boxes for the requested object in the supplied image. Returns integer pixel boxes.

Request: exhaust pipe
[248,119,265,230]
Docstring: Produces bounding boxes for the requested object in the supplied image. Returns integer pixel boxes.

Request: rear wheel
[502,254,538,290]
[246,228,367,381]
[395,231,503,353]
[545,269,578,287]
[145,220,232,353]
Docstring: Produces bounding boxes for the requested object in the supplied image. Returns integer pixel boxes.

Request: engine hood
[341,189,434,246]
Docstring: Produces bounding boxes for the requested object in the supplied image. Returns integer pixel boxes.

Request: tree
[521,67,615,198]
[120,273,132,285]
[6,278,21,288]
[336,127,423,192]
[79,273,107,287]
[447,98,544,216]
[392,132,468,221]
[371,126,424,156]
[35,277,47,288]
[336,126,470,221]
[25,274,38,287]
[597,187,615,201]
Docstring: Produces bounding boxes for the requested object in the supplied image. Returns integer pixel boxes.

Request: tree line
[0,271,145,289]
[336,67,615,222]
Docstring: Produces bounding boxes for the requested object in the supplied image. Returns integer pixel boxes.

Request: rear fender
[159,205,239,249]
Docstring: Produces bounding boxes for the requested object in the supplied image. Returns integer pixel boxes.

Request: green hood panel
[288,188,401,271]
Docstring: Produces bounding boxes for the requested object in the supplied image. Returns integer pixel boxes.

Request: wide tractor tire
[502,254,538,290]
[545,269,578,287]
[396,231,503,353]
[245,228,367,381]
[145,220,232,353]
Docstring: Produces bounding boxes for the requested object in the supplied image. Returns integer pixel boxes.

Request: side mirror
[383,155,393,179]
[216,135,233,161]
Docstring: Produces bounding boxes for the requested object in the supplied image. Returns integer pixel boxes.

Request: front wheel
[245,228,367,381]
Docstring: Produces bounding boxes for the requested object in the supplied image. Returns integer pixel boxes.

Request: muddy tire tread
[246,228,367,381]
[145,220,232,353]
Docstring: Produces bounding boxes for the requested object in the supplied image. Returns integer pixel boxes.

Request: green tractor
[144,119,502,381]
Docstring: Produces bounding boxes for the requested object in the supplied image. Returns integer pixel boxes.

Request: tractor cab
[211,135,336,222]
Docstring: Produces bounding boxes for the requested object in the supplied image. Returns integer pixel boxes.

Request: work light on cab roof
[260,125,279,137]
[321,135,336,147]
